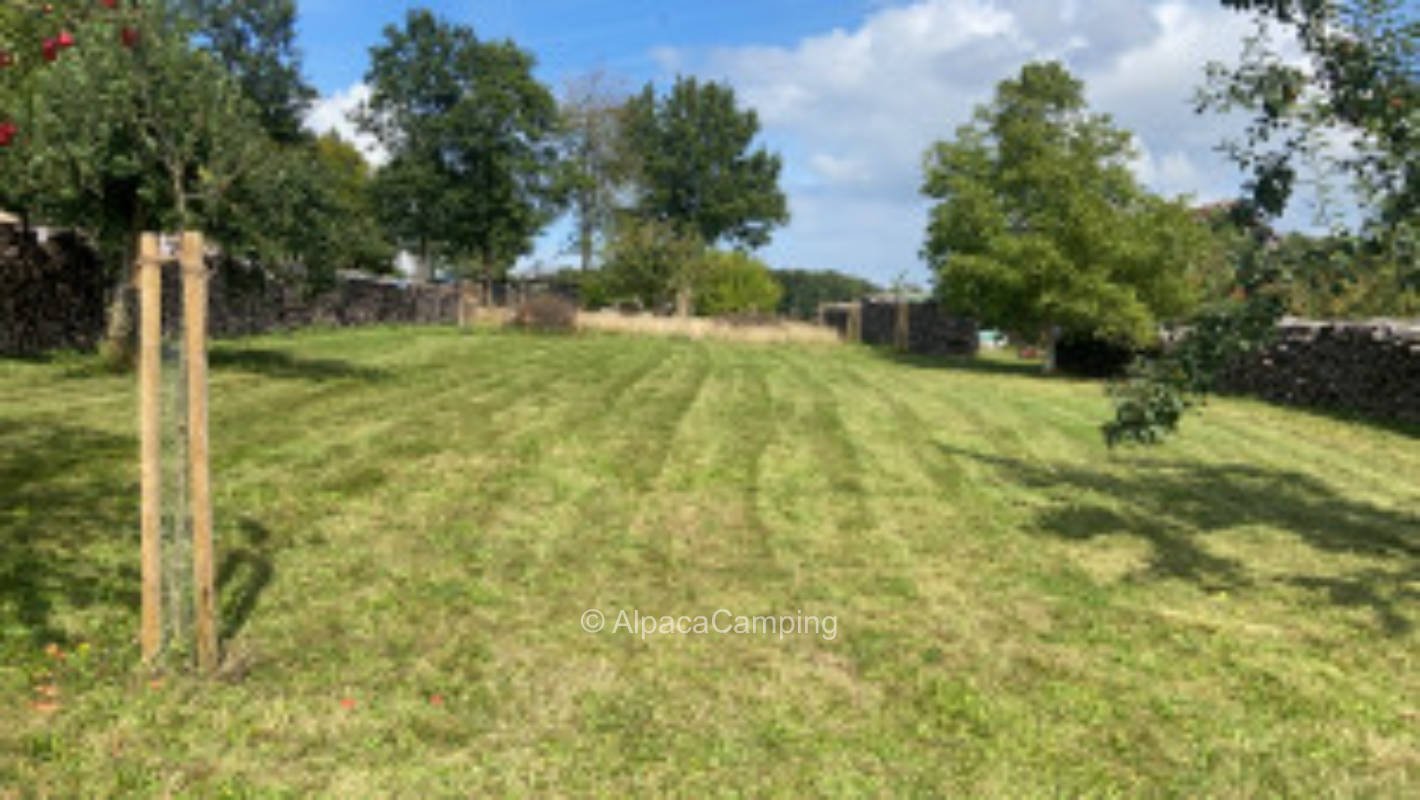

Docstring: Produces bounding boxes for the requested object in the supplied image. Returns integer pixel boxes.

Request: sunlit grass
[1,325,1416,795]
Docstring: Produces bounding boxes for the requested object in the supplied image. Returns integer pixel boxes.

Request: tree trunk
[1043,322,1060,374]
[416,238,432,283]
[99,212,147,370]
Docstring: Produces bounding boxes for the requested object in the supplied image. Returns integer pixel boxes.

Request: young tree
[921,62,1214,361]
[621,76,789,249]
[357,9,560,283]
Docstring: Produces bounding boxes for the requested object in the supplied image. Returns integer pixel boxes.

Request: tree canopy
[921,61,1214,348]
[177,0,315,144]
[621,75,788,249]
[773,269,881,319]
[358,9,560,281]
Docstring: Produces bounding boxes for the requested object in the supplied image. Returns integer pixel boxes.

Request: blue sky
[298,1,881,93]
[299,1,1396,285]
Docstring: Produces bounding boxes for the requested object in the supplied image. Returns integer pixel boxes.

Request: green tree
[921,61,1213,358]
[0,0,141,157]
[210,133,395,289]
[1104,0,1419,444]
[772,269,881,319]
[602,216,705,309]
[694,250,783,315]
[357,9,560,282]
[5,2,263,252]
[1,2,267,362]
[621,75,788,249]
[177,0,315,143]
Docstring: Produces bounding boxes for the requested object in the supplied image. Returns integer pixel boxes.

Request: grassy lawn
[2,325,1417,795]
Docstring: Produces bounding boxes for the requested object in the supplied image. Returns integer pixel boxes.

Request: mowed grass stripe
[1,328,1416,796]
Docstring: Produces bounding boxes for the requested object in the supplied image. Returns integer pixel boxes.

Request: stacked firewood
[0,224,109,356]
[1216,319,1420,424]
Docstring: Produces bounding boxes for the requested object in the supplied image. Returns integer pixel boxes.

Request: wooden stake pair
[138,232,217,672]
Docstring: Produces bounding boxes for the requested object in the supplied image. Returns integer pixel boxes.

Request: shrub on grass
[509,294,578,333]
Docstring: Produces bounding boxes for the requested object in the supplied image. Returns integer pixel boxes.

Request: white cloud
[653,0,1322,285]
[304,82,388,167]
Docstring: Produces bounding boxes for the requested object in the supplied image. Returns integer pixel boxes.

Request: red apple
[0,52,12,69]
[0,123,18,147]
[120,27,139,48]
[42,39,58,62]
[57,32,76,50]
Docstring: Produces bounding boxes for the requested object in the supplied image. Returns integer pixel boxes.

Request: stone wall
[821,299,979,356]
[1215,318,1420,425]
[0,225,110,356]
[0,223,465,356]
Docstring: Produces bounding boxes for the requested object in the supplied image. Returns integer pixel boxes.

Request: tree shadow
[0,420,139,646]
[209,347,389,383]
[871,348,1063,380]
[1214,392,1420,440]
[937,444,1420,634]
[218,517,275,644]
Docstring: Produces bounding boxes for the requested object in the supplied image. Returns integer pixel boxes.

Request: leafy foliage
[621,75,789,250]
[602,216,705,309]
[1107,0,1419,445]
[358,9,560,281]
[921,61,1214,348]
[693,250,783,316]
[772,269,880,319]
[176,0,314,144]
[3,3,264,246]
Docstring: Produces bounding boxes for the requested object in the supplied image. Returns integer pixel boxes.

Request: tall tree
[357,9,560,282]
[921,62,1214,358]
[621,75,788,249]
[555,70,629,271]
[177,0,315,143]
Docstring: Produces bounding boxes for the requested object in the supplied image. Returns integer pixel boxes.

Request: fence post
[181,232,218,672]
[138,234,163,664]
[895,298,910,352]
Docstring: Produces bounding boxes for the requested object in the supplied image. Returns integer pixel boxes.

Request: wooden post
[895,298,910,352]
[182,232,218,672]
[847,304,862,344]
[138,234,162,664]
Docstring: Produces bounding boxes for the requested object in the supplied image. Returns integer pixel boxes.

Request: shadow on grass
[210,347,389,383]
[0,420,138,646]
[219,517,275,644]
[1215,391,1420,440]
[870,348,1060,380]
[938,444,1420,634]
